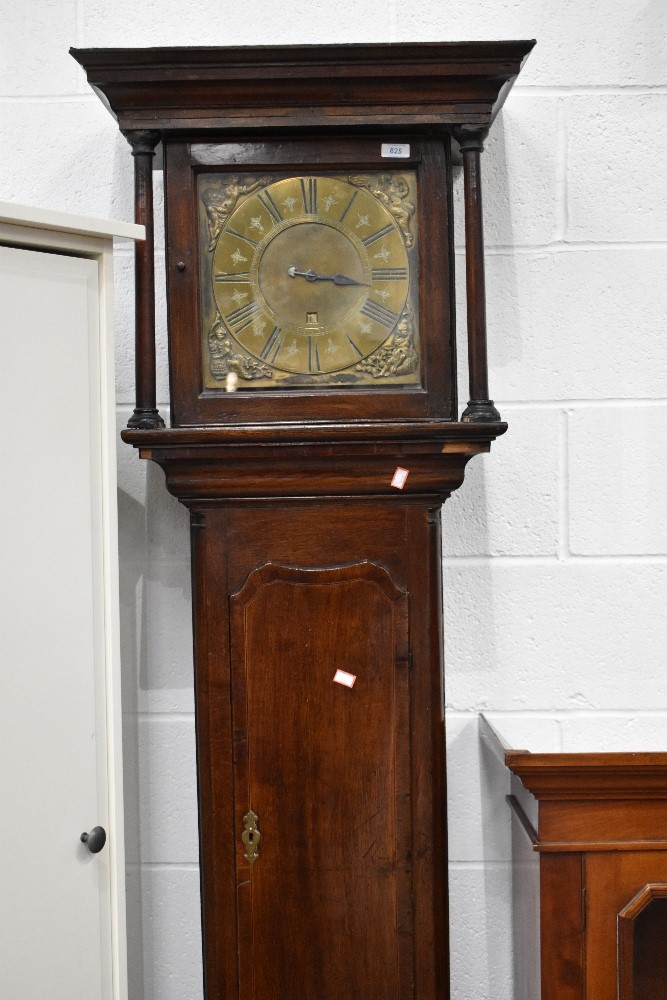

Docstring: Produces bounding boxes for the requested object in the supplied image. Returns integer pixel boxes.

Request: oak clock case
[164,137,452,426]
[70,37,536,1000]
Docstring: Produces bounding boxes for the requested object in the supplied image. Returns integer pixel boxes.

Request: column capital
[122,129,161,157]
[452,125,490,154]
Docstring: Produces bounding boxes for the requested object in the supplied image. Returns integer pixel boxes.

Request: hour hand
[288,265,368,287]
[330,272,369,286]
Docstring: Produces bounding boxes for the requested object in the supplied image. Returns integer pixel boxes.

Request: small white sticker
[333,669,357,688]
[391,467,409,490]
[225,371,238,393]
[381,143,410,159]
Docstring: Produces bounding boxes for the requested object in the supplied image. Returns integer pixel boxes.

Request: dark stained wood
[423,508,449,998]
[188,512,239,995]
[120,423,503,504]
[121,418,504,447]
[72,42,534,429]
[119,440,488,999]
[187,502,450,998]
[73,40,535,1000]
[162,135,456,427]
[444,138,459,425]
[124,130,165,429]
[501,738,667,999]
[453,126,500,424]
[231,561,410,997]
[70,42,535,134]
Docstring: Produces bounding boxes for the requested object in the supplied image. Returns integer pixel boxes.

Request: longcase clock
[72,41,535,999]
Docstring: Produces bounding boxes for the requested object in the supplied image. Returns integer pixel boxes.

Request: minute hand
[287,266,368,287]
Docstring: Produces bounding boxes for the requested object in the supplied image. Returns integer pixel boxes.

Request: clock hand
[287,265,368,287]
[330,273,370,287]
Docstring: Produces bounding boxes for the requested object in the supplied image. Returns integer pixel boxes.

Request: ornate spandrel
[203,176,273,250]
[356,307,419,378]
[209,319,273,381]
[348,173,415,248]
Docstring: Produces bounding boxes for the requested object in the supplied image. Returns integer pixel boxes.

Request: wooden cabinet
[483,718,667,1000]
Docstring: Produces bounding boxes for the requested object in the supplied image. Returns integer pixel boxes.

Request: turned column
[453,125,501,424]
[123,130,165,429]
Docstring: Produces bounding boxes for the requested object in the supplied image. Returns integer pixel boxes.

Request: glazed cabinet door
[585,852,667,1000]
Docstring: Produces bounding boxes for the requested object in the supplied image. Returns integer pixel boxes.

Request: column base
[127,407,166,430]
[461,399,501,423]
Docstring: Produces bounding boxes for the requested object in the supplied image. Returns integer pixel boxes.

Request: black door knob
[80,826,107,854]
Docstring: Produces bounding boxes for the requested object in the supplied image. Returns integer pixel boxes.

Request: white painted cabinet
[0,205,144,1000]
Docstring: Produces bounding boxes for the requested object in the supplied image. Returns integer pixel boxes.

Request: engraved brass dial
[199,172,420,389]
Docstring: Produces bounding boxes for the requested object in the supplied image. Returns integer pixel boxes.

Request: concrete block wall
[3,3,666,997]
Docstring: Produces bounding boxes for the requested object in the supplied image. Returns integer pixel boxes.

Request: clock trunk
[191,502,448,999]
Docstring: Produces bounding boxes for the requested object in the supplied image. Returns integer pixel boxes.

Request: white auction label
[381,143,410,159]
[391,467,410,489]
[333,669,357,688]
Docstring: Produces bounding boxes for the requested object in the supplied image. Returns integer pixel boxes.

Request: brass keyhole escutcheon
[242,810,261,864]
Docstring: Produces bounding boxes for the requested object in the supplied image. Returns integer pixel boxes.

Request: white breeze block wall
[2,3,666,998]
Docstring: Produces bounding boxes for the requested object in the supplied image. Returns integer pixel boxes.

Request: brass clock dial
[198,172,420,390]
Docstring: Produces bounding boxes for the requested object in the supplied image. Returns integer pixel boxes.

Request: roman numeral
[362,224,396,247]
[360,299,400,328]
[307,337,322,372]
[225,300,261,331]
[226,227,259,247]
[214,272,250,282]
[257,191,283,224]
[259,325,283,363]
[301,178,318,215]
[339,190,358,223]
[346,335,364,358]
[371,268,407,281]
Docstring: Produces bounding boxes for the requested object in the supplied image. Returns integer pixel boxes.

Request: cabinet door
[0,245,123,1000]
[585,852,667,999]
[230,561,411,1000]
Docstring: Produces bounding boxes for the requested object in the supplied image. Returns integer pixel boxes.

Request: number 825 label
[381,143,411,159]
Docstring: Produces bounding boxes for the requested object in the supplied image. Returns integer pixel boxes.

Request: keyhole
[242,810,260,864]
